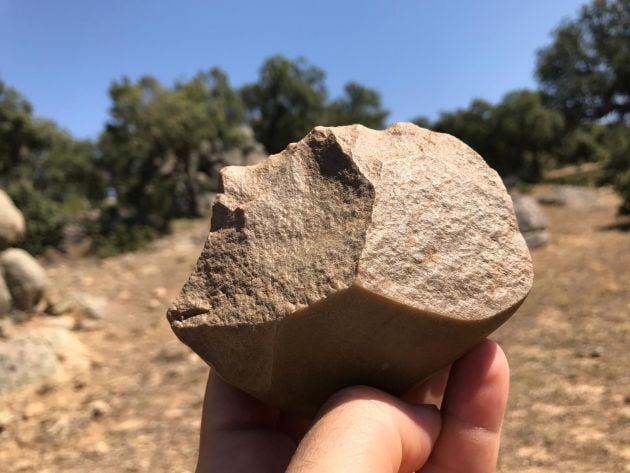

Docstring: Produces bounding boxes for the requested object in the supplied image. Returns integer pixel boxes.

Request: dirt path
[0,188,628,472]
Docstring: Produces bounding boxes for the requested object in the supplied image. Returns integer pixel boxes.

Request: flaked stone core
[167,123,533,415]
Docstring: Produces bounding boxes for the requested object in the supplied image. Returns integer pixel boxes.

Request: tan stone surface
[0,274,11,315]
[0,190,25,250]
[0,248,48,312]
[167,123,533,414]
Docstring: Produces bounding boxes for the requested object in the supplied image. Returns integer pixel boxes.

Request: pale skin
[196,339,510,473]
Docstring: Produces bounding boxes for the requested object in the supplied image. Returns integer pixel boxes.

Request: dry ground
[0,186,628,472]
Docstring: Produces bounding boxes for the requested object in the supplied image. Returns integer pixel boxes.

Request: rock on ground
[0,331,58,392]
[71,292,107,319]
[38,326,90,371]
[44,289,107,319]
[0,275,11,315]
[0,326,89,393]
[0,248,48,312]
[167,123,533,415]
[512,194,550,249]
[538,185,599,208]
[0,190,26,250]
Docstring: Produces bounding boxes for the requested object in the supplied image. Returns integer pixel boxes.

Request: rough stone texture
[0,248,48,312]
[0,190,26,250]
[0,331,58,392]
[168,123,533,415]
[38,326,90,371]
[512,194,550,249]
[0,274,12,316]
[0,326,89,392]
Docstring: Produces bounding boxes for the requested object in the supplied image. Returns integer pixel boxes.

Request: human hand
[196,339,509,472]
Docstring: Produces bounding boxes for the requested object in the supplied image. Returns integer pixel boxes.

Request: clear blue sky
[1,0,586,139]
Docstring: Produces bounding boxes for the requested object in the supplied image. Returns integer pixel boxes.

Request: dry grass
[496,186,630,472]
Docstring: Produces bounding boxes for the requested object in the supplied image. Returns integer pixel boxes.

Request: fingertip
[443,338,510,433]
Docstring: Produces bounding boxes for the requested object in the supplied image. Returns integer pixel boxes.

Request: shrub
[90,204,160,257]
[5,180,64,255]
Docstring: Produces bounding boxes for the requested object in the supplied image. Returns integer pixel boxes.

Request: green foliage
[599,124,630,213]
[97,57,389,256]
[91,204,158,257]
[242,56,389,154]
[432,90,565,181]
[432,98,495,163]
[536,0,630,124]
[615,170,630,214]
[5,180,64,255]
[324,82,388,129]
[411,116,432,129]
[242,56,327,154]
[536,0,630,213]
[0,81,40,175]
[99,68,247,243]
[1,81,104,199]
[0,80,104,254]
[554,123,610,167]
[4,31,629,254]
[492,90,566,179]
[600,124,630,178]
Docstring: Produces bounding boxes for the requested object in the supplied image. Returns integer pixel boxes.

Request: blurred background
[0,0,628,471]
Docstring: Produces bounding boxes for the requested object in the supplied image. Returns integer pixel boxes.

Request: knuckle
[325,385,384,408]
[321,385,395,422]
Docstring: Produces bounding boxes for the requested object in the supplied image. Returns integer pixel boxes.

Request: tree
[0,80,39,176]
[536,0,630,124]
[1,80,103,203]
[242,56,327,154]
[599,123,630,213]
[554,123,610,167]
[98,68,247,248]
[324,82,388,129]
[433,91,565,181]
[491,90,565,179]
[537,0,630,214]
[0,80,105,254]
[411,116,433,129]
[432,98,495,166]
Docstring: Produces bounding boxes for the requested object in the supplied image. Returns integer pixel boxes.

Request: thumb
[287,386,441,473]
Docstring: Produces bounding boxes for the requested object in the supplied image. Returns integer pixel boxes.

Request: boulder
[0,190,26,249]
[44,289,107,319]
[72,292,107,319]
[167,123,533,415]
[38,326,90,371]
[0,326,89,393]
[512,194,550,248]
[538,185,598,207]
[0,275,12,315]
[0,331,58,392]
[0,248,48,311]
